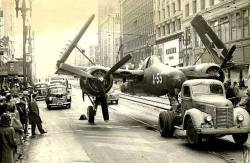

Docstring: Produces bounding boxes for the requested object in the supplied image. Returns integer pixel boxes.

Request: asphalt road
[22,87,249,163]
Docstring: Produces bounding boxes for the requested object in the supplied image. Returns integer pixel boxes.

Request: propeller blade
[220,45,236,69]
[105,54,132,78]
[59,63,96,79]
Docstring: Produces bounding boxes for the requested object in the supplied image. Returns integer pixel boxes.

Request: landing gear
[87,106,96,124]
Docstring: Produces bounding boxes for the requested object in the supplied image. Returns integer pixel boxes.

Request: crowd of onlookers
[0,86,46,163]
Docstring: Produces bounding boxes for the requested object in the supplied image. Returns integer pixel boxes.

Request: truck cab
[159,79,250,145]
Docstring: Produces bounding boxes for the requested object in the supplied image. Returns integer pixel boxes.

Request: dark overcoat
[0,126,16,163]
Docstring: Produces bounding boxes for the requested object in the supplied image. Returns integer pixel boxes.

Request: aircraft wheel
[158,111,175,137]
[87,106,95,123]
[186,119,202,145]
[233,134,248,145]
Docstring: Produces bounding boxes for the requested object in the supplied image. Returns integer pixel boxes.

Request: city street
[22,87,249,163]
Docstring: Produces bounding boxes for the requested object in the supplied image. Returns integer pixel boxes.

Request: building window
[243,9,250,37]
[163,25,166,36]
[231,12,242,40]
[176,19,181,31]
[158,27,161,37]
[163,8,166,19]
[220,16,230,42]
[172,21,175,32]
[185,4,189,17]
[210,20,219,36]
[192,0,197,14]
[200,0,205,10]
[177,0,181,11]
[166,24,170,34]
[171,3,175,15]
[158,10,161,21]
[185,27,191,45]
[209,0,214,6]
[167,5,170,17]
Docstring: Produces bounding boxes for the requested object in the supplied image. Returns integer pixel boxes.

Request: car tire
[47,105,51,110]
[115,100,118,104]
[233,134,248,145]
[158,111,175,137]
[67,104,71,109]
[87,106,95,124]
[186,119,202,145]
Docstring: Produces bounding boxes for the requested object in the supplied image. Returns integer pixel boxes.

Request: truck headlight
[237,114,244,122]
[205,115,212,122]
[49,97,53,101]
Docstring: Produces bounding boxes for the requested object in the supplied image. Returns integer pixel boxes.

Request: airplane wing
[56,63,144,81]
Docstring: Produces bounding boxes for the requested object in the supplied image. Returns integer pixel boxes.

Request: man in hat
[239,88,250,114]
[0,113,17,163]
[29,93,47,136]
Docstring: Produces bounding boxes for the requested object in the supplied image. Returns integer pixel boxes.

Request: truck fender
[234,107,250,126]
[183,108,208,130]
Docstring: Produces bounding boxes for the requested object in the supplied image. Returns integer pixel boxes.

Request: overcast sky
[25,0,98,79]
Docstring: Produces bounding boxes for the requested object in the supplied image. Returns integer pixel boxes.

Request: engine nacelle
[180,63,225,82]
[80,67,113,96]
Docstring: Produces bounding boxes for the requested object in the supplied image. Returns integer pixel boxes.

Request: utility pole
[15,0,32,88]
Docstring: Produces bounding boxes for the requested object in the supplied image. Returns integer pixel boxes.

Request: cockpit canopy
[140,55,161,70]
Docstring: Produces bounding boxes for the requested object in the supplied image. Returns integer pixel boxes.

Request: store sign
[0,63,8,76]
[7,61,23,76]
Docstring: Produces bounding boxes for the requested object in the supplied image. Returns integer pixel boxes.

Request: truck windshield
[192,84,223,96]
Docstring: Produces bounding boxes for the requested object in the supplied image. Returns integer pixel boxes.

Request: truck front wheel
[186,119,202,145]
[233,134,248,145]
[158,111,175,137]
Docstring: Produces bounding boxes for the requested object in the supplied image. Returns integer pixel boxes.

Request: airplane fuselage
[121,63,186,96]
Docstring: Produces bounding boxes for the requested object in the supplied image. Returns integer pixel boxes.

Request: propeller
[59,63,96,79]
[96,54,132,121]
[104,54,132,78]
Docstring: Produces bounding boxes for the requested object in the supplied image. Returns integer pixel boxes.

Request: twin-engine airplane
[56,14,235,124]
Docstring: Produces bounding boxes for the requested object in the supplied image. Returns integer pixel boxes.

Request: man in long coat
[0,113,17,163]
[29,94,46,135]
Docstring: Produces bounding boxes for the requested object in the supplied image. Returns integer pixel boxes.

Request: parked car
[107,89,119,104]
[34,82,48,101]
[45,85,71,109]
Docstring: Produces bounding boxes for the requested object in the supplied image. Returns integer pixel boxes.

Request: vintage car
[45,85,71,109]
[107,89,119,104]
[34,82,49,101]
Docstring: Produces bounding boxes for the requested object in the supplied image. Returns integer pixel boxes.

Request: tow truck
[159,79,250,145]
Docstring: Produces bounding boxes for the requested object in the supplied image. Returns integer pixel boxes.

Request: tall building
[153,0,183,66]
[121,0,155,68]
[181,0,250,80]
[0,0,16,62]
[98,0,121,67]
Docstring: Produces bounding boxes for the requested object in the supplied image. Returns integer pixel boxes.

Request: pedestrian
[0,96,6,117]
[29,93,47,136]
[239,88,250,114]
[232,81,241,107]
[0,113,17,163]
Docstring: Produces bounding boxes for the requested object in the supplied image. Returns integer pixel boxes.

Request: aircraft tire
[232,134,248,145]
[87,106,95,123]
[158,111,175,137]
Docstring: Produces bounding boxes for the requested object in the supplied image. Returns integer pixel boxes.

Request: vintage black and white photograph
[0,0,250,162]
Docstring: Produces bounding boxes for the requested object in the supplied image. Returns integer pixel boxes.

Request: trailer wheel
[158,111,175,137]
[233,134,248,145]
[186,119,202,145]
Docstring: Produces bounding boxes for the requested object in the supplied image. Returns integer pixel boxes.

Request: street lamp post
[15,0,32,88]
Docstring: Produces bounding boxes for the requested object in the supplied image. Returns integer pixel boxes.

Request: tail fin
[191,14,228,63]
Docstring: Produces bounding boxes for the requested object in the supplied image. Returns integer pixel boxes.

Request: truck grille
[215,107,234,128]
